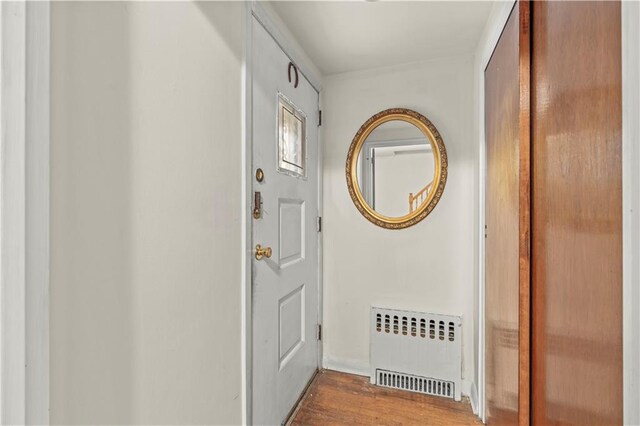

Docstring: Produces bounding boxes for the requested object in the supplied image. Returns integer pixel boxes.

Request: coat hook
[288,62,299,88]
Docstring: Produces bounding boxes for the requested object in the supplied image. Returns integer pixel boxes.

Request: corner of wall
[322,356,370,378]
[469,381,479,416]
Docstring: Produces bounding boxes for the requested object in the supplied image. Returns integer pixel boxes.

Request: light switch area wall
[322,55,477,396]
[50,2,243,424]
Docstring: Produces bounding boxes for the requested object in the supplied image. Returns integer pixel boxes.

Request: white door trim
[622,2,640,424]
[242,3,323,424]
[1,2,28,421]
[0,1,50,424]
[250,2,322,93]
[474,0,515,421]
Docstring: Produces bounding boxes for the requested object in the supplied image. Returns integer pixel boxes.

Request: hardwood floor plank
[289,370,481,426]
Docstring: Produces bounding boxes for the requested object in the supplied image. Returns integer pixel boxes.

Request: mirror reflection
[356,120,435,218]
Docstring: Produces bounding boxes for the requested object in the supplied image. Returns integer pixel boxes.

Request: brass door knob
[255,244,272,260]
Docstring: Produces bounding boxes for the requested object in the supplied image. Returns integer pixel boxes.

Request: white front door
[251,18,320,425]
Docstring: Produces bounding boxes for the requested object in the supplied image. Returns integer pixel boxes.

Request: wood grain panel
[289,370,481,426]
[531,2,622,425]
[485,2,530,424]
[517,3,531,424]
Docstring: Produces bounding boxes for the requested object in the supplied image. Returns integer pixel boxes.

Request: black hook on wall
[288,62,299,89]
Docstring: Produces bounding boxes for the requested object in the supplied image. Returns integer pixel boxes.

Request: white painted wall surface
[51,2,243,424]
[322,55,476,395]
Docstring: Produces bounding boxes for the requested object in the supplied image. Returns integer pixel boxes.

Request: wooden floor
[289,370,482,425]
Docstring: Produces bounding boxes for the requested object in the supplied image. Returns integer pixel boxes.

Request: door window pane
[278,94,306,178]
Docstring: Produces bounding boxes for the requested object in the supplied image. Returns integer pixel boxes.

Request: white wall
[50,2,243,424]
[322,55,477,395]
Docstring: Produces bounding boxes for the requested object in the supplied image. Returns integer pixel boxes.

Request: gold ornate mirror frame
[345,108,448,229]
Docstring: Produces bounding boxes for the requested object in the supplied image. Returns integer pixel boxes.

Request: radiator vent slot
[376,369,454,398]
[374,312,457,342]
[371,307,462,401]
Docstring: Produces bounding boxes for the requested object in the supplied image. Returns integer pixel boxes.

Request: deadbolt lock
[256,168,264,182]
[255,244,272,261]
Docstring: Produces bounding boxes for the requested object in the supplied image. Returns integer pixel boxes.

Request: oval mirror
[346,108,447,229]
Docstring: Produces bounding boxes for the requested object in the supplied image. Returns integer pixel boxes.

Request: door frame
[480,1,531,423]
[475,1,516,421]
[242,3,323,424]
[477,1,640,423]
[622,2,640,423]
[359,137,430,209]
[0,2,50,424]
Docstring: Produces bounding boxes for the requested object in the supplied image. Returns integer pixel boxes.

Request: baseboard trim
[322,357,370,378]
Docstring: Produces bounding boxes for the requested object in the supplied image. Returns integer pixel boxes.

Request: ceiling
[271,1,495,75]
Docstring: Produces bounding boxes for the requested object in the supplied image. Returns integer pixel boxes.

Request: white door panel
[251,18,319,425]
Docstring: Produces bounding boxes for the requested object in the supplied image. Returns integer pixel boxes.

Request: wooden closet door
[531,1,622,425]
[485,1,530,424]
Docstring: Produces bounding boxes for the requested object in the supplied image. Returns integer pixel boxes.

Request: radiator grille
[370,307,462,401]
[376,369,455,398]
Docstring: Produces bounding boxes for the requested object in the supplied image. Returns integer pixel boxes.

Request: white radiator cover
[370,307,462,401]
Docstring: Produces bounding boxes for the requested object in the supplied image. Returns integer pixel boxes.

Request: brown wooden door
[531,1,623,425]
[485,2,530,424]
